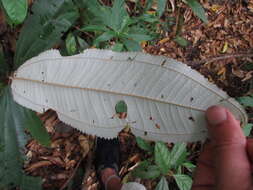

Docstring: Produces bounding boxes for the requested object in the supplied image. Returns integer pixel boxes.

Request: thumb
[206,106,252,190]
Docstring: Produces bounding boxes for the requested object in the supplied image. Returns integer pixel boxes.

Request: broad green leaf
[157,0,167,17]
[66,33,77,55]
[111,0,128,31]
[155,176,169,190]
[136,137,153,152]
[14,0,79,68]
[1,0,28,25]
[237,95,253,107]
[82,1,114,29]
[0,87,43,189]
[185,0,208,23]
[126,34,153,42]
[182,162,196,172]
[174,36,189,47]
[173,174,192,190]
[243,123,253,137]
[94,31,115,46]
[123,39,142,51]
[155,141,170,174]
[81,25,109,32]
[170,143,187,169]
[76,37,89,52]
[111,43,124,52]
[25,111,51,147]
[132,161,161,179]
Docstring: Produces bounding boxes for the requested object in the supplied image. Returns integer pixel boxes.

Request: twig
[187,53,253,65]
[60,158,83,190]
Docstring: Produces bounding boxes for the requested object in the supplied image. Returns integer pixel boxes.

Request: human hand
[192,106,253,190]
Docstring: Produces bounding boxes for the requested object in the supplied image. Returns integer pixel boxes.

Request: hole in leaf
[188,116,195,122]
[115,100,127,114]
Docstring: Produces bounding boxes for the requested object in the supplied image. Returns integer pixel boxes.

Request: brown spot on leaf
[155,123,160,129]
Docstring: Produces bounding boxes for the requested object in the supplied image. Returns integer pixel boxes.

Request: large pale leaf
[14,0,79,69]
[0,87,43,189]
[11,49,247,142]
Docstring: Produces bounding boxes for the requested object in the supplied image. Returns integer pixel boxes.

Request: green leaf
[14,0,79,68]
[1,0,28,25]
[185,0,208,23]
[174,36,189,47]
[157,0,167,17]
[123,39,142,51]
[80,25,109,32]
[126,34,153,42]
[155,141,170,175]
[111,43,124,52]
[111,0,128,31]
[94,31,116,46]
[155,176,169,190]
[0,87,43,189]
[182,162,196,172]
[173,174,192,190]
[170,143,187,169]
[132,161,161,179]
[115,100,127,114]
[25,111,51,147]
[66,33,77,55]
[136,137,153,152]
[76,37,89,52]
[243,123,253,137]
[237,95,253,107]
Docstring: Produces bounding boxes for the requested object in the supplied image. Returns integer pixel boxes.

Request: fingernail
[206,106,227,126]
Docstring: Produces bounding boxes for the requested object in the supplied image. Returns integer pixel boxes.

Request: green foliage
[173,174,193,190]
[237,95,253,107]
[25,111,51,147]
[79,0,160,51]
[183,0,208,23]
[132,161,161,179]
[0,87,43,189]
[14,0,79,68]
[243,123,253,137]
[157,0,167,17]
[155,141,171,175]
[1,0,28,25]
[174,36,189,47]
[136,137,153,152]
[169,143,187,169]
[66,33,78,55]
[133,137,195,190]
[155,176,169,190]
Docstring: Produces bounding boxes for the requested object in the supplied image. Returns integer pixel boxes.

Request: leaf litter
[18,0,253,189]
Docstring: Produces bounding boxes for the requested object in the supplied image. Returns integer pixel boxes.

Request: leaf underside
[11,49,247,142]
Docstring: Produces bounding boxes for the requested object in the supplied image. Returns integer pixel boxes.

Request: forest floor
[3,0,253,190]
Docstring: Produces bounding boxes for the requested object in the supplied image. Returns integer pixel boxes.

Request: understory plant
[133,137,196,190]
[0,0,80,188]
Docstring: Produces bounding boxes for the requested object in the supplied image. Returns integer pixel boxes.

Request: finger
[192,142,215,190]
[206,106,252,190]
